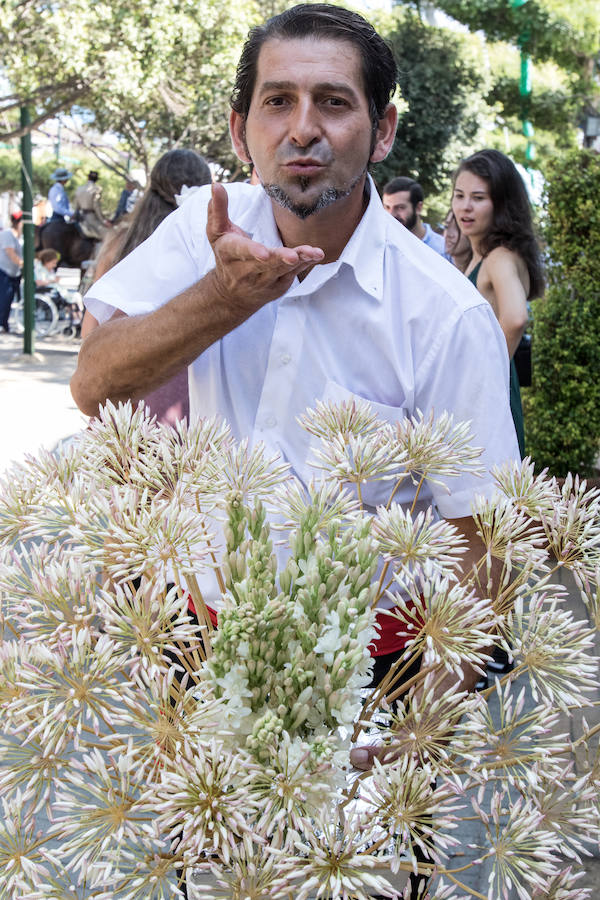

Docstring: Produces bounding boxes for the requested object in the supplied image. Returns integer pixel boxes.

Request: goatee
[262,170,365,220]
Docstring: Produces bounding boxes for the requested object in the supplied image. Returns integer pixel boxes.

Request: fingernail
[350,748,369,765]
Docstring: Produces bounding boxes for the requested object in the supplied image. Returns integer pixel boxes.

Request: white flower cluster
[0,399,598,899]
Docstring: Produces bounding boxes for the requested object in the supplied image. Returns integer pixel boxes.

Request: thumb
[350,745,380,771]
[207,182,231,240]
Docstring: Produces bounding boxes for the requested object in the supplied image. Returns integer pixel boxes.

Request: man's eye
[265,97,287,107]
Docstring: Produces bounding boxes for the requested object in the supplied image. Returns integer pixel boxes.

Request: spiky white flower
[271,477,361,534]
[189,833,292,900]
[298,397,384,441]
[491,456,555,519]
[532,767,600,861]
[107,667,225,775]
[145,739,257,865]
[471,788,561,899]
[388,573,496,676]
[0,544,98,649]
[53,747,152,881]
[8,632,125,752]
[373,504,467,581]
[251,732,338,837]
[509,593,598,710]
[360,756,461,871]
[538,473,600,573]
[97,579,200,673]
[392,410,484,484]
[0,790,62,894]
[471,492,548,570]
[284,807,400,899]
[70,486,215,582]
[531,865,592,899]
[383,674,479,769]
[460,681,569,787]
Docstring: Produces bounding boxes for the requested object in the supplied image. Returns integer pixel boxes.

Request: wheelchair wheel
[28,294,59,336]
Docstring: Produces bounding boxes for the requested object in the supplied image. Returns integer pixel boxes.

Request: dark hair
[453,149,545,299]
[116,149,211,263]
[10,212,23,228]
[383,176,423,207]
[37,248,59,265]
[88,171,99,182]
[230,3,397,129]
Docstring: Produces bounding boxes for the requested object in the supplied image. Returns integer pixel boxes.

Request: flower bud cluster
[205,502,379,759]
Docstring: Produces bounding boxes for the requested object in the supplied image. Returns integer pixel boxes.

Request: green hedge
[526,150,600,477]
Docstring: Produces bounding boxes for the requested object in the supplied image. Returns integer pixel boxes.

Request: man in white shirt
[382,175,446,255]
[72,3,518,746]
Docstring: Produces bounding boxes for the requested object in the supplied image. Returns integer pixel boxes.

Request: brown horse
[35,220,98,272]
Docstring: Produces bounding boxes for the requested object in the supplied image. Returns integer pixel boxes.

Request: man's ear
[369,103,398,164]
[230,110,252,164]
[416,201,424,216]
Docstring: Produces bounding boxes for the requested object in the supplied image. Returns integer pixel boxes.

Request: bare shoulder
[484,245,523,273]
[481,246,529,291]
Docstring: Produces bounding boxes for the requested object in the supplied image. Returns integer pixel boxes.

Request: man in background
[48,168,74,223]
[73,171,111,240]
[113,177,139,222]
[383,175,445,255]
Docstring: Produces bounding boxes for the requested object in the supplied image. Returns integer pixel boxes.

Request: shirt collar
[249,174,388,303]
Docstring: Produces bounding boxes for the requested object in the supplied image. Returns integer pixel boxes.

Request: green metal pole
[20,106,35,355]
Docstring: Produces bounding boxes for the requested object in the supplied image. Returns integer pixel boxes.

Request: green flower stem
[409,473,426,516]
[385,474,409,511]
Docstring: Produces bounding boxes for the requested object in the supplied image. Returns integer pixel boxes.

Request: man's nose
[288,99,321,148]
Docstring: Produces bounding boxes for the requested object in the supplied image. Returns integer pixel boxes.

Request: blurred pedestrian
[48,168,74,223]
[382,176,445,255]
[113,178,139,223]
[452,148,545,457]
[82,148,212,424]
[0,211,23,333]
[73,171,111,240]
[443,209,471,270]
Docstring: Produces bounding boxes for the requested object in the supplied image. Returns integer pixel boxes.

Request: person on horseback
[48,168,74,223]
[73,171,111,241]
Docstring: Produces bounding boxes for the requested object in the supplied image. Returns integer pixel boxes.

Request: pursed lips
[284,159,326,174]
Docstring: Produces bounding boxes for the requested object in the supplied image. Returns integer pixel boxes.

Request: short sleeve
[84,185,213,324]
[415,302,520,518]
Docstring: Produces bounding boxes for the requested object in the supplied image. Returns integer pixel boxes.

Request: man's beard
[262,169,366,220]
[397,207,417,232]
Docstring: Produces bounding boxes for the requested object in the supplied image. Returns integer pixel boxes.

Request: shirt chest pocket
[299,379,409,510]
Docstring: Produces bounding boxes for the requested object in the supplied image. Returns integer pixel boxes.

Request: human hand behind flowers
[350,669,476,771]
[352,514,493,771]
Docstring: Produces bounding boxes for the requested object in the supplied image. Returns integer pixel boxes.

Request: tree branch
[0,91,85,140]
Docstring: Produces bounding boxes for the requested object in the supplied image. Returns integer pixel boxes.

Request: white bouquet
[0,400,598,899]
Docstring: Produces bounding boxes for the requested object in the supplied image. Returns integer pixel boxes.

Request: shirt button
[280,353,292,365]
[265,415,277,428]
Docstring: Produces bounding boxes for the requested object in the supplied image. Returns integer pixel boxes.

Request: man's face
[230,37,394,220]
[382,190,419,232]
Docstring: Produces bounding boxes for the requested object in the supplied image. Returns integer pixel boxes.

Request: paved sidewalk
[0,331,87,475]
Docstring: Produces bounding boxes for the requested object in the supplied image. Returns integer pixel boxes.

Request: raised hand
[206,183,324,311]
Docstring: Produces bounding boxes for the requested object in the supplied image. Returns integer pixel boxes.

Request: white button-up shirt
[86,177,519,520]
